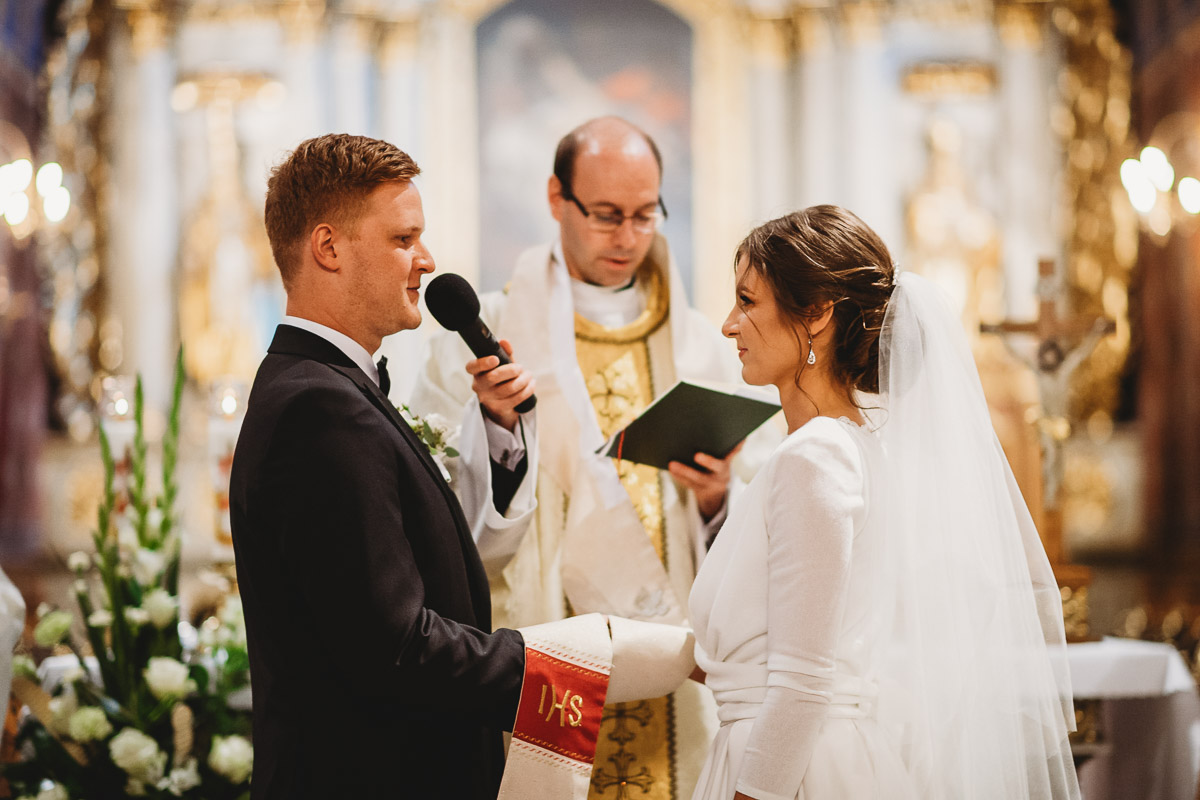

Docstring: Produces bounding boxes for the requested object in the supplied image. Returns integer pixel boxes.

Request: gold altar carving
[1052,0,1136,424]
[902,62,996,95]
[175,73,280,386]
[40,0,118,440]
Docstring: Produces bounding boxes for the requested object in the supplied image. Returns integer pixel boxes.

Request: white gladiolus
[132,547,166,586]
[109,727,167,784]
[68,706,113,742]
[208,734,253,784]
[143,588,178,629]
[67,551,91,573]
[143,657,196,701]
[88,608,113,627]
[116,521,138,553]
[125,607,151,627]
[72,579,88,595]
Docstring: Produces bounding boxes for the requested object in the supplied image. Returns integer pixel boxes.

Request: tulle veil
[872,271,1080,799]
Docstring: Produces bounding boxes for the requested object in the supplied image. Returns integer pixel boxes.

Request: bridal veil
[875,272,1080,799]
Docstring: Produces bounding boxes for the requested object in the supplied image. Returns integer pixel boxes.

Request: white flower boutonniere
[398,405,460,482]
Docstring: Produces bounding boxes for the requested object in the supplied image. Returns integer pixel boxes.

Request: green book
[596,380,781,471]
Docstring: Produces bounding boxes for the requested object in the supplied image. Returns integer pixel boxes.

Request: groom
[229,134,537,799]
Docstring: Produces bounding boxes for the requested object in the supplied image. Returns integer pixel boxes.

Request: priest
[413,117,773,800]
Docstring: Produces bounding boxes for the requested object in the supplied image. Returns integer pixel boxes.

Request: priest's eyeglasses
[561,187,668,235]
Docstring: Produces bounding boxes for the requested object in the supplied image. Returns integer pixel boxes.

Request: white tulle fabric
[688,271,1079,800]
[874,271,1079,800]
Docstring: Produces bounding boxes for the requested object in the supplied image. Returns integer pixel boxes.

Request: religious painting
[475,0,693,294]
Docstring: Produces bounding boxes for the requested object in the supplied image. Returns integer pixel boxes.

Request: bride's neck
[777,373,864,434]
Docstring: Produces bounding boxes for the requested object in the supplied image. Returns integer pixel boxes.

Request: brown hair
[736,205,895,395]
[264,133,421,288]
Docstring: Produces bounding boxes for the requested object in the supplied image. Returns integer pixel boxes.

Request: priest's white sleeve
[409,319,538,573]
[454,395,538,566]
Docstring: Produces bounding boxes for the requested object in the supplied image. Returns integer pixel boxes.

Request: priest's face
[550,146,661,287]
[339,180,435,343]
[723,257,805,388]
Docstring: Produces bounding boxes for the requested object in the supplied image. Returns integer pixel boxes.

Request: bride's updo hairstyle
[735,205,896,394]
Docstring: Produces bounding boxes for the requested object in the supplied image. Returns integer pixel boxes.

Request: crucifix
[981,257,1114,572]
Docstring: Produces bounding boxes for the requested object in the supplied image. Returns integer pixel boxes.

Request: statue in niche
[178,74,281,386]
[905,116,1044,518]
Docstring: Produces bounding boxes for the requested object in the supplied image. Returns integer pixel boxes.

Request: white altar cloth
[1069,637,1200,800]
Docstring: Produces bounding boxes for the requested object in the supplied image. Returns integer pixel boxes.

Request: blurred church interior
[1,0,1199,796]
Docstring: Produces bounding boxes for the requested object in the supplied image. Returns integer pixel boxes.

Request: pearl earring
[807,334,817,365]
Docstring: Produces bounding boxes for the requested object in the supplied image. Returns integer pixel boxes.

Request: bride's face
[722,256,805,388]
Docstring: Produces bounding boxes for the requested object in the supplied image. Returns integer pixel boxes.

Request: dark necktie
[376,355,391,397]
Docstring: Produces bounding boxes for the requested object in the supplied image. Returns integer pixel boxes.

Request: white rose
[143,588,178,630]
[88,609,113,627]
[48,689,77,736]
[218,597,244,631]
[131,548,166,586]
[35,782,68,800]
[68,705,113,742]
[124,607,151,627]
[68,551,91,573]
[61,665,85,684]
[208,734,253,784]
[109,727,166,784]
[157,758,201,796]
[143,657,196,701]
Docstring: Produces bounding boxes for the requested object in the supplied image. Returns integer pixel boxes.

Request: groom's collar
[278,316,381,388]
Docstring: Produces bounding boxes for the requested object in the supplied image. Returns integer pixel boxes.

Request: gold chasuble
[574,268,679,800]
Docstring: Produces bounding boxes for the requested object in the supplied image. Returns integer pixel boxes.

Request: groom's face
[340,180,435,339]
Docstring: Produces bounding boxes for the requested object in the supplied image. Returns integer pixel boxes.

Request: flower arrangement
[398,405,459,482]
[4,352,253,799]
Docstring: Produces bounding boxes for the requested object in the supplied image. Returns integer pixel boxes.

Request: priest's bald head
[547,117,668,288]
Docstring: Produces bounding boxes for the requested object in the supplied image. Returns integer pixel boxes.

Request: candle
[208,379,246,555]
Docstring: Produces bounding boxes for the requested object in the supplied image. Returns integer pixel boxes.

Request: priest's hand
[668,442,742,522]
[468,339,536,433]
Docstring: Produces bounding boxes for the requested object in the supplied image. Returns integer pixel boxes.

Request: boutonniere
[398,405,459,482]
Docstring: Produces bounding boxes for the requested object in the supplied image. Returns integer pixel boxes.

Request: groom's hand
[668,442,742,522]
[468,339,536,433]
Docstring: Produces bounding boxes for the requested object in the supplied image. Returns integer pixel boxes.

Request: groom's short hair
[265,133,420,288]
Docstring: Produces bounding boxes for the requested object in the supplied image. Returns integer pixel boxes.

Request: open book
[596,380,781,471]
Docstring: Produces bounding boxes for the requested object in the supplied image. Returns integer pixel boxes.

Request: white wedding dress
[689,415,915,800]
[688,272,1080,800]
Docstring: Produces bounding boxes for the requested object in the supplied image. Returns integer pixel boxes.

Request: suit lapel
[268,325,492,625]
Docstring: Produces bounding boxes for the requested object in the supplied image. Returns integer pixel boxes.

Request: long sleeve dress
[688,416,916,800]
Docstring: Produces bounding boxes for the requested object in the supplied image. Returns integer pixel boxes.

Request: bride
[689,206,1080,800]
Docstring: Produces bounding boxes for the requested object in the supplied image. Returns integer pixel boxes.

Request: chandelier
[1119,112,1200,239]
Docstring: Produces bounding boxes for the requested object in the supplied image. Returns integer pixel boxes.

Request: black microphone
[425,273,537,413]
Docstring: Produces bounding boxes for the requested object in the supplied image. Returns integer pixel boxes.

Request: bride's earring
[807,334,817,365]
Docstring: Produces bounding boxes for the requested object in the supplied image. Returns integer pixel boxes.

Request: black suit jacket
[230,326,525,800]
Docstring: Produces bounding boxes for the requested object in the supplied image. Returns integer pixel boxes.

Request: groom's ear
[309,223,342,274]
